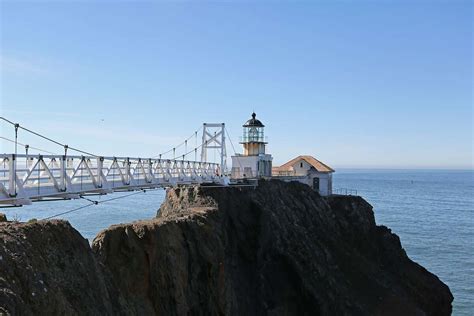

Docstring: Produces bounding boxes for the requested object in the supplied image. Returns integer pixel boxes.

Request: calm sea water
[335,169,473,316]
[2,169,473,315]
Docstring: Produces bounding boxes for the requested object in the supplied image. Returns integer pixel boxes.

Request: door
[312,177,320,192]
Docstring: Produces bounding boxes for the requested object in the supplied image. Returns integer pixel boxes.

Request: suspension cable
[181,138,206,160]
[0,117,98,157]
[225,126,243,172]
[42,190,148,220]
[1,116,204,163]
[153,125,203,158]
[0,136,57,155]
[42,203,94,220]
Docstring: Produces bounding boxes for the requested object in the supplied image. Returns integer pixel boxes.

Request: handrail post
[25,145,30,168]
[125,158,130,185]
[148,158,153,183]
[97,157,104,188]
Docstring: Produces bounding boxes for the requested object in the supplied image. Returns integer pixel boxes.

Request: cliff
[0,180,453,315]
[0,220,129,315]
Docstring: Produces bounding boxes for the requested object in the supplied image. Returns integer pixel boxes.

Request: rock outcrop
[0,220,128,315]
[0,180,453,315]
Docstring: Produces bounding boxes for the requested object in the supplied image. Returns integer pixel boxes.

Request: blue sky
[0,1,472,169]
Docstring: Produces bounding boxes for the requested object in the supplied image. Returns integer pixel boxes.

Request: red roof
[273,155,334,173]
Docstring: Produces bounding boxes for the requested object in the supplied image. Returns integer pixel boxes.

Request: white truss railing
[0,154,223,206]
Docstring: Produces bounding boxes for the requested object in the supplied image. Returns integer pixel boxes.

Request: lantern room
[241,112,267,156]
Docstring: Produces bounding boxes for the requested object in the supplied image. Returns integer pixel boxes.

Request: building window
[300,162,303,168]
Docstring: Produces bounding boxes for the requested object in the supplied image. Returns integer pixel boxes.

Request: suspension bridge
[0,117,231,207]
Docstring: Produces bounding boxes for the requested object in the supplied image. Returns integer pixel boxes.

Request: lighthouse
[231,112,273,179]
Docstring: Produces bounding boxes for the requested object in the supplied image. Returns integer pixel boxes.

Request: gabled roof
[274,155,335,173]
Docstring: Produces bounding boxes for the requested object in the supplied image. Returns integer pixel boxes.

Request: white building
[272,155,335,196]
[231,113,272,179]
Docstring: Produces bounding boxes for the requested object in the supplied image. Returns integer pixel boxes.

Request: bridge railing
[0,154,221,206]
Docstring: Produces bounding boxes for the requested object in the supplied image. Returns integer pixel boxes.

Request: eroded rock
[0,180,453,315]
[0,220,129,315]
[93,180,453,315]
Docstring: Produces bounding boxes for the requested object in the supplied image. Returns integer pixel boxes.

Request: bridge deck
[0,154,223,206]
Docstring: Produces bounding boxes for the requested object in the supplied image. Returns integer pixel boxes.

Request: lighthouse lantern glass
[243,126,264,143]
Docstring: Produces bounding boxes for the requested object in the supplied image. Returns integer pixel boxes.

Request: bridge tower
[201,123,227,175]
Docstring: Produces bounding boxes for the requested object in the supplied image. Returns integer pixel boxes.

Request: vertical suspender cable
[14,124,18,157]
[81,157,83,191]
[194,131,197,161]
[25,144,29,169]
[37,159,40,196]
[14,124,19,196]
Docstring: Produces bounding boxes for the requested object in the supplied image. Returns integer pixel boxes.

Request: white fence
[332,188,358,196]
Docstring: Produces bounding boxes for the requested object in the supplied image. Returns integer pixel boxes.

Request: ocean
[2,169,473,315]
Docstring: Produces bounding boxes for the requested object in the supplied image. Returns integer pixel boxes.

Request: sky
[0,0,472,169]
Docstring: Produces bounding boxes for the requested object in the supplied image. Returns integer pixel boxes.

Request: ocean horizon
[2,168,473,315]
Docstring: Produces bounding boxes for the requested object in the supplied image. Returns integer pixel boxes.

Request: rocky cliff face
[0,180,453,315]
[0,220,128,315]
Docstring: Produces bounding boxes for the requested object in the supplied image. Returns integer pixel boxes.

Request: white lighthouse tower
[231,112,273,179]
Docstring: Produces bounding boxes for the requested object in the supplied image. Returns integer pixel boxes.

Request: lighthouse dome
[243,112,265,127]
